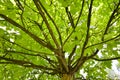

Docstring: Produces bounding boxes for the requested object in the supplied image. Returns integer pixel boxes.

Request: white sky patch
[10,38,14,42]
[90,26,95,29]
[80,69,87,78]
[113,22,117,26]
[77,21,83,26]
[0,18,4,20]
[8,76,11,79]
[97,69,100,72]
[117,44,120,54]
[8,29,16,33]
[35,74,39,79]
[106,60,120,79]
[97,50,102,58]
[7,28,20,35]
[10,0,16,6]
[14,31,20,35]
[68,23,71,27]
[113,47,117,50]
[77,45,80,48]
[65,52,69,58]
[117,45,120,54]
[112,60,118,71]
[90,61,98,67]
[0,26,6,30]
[118,51,120,54]
[7,48,11,50]
[92,3,103,11]
[117,44,120,49]
[103,44,107,48]
[113,31,117,34]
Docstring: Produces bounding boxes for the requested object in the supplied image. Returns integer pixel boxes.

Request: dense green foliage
[0,0,120,79]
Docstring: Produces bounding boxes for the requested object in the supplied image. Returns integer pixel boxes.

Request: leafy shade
[0,0,120,79]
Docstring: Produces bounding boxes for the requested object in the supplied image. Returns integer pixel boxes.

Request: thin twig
[63,30,75,46]
[102,1,120,40]
[68,45,77,66]
[38,1,63,46]
[92,57,120,61]
[86,34,120,49]
[75,0,85,27]
[65,7,75,29]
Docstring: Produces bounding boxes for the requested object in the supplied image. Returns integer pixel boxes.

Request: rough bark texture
[61,74,73,80]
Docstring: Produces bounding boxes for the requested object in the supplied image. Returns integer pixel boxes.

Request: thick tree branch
[71,56,88,74]
[0,56,56,71]
[0,55,60,74]
[33,0,60,49]
[0,14,55,51]
[54,50,69,73]
[0,62,13,64]
[0,61,59,75]
[4,50,58,69]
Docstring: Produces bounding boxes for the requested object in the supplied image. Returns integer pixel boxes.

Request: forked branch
[72,0,94,73]
[33,0,69,72]
[102,1,120,40]
[33,0,60,49]
[38,1,62,45]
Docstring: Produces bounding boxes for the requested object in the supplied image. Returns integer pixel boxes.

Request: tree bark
[61,74,73,80]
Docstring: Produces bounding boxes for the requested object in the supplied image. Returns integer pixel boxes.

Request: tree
[0,0,120,79]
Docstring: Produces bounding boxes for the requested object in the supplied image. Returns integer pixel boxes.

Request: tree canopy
[0,0,120,80]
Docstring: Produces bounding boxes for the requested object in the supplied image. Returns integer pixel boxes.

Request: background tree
[0,0,120,80]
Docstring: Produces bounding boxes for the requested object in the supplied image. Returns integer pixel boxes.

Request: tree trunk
[61,74,73,80]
